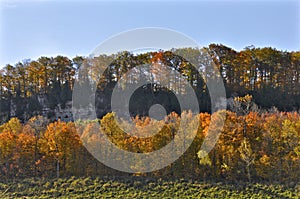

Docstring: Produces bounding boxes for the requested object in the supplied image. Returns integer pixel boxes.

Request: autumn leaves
[0,110,299,182]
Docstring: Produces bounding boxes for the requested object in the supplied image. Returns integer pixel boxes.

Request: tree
[0,130,17,178]
[28,116,48,177]
[239,138,255,183]
[41,120,81,178]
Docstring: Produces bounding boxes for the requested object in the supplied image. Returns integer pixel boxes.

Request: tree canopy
[0,44,299,124]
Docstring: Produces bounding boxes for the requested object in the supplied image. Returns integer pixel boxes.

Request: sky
[0,0,299,67]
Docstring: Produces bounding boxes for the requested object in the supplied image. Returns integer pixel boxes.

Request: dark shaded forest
[0,44,299,124]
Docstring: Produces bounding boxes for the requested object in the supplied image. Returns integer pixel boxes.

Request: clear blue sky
[0,0,299,67]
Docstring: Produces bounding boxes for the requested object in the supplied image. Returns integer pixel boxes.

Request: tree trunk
[246,164,251,183]
[56,160,60,178]
[34,136,38,177]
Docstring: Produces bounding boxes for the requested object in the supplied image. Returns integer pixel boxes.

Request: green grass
[0,177,298,199]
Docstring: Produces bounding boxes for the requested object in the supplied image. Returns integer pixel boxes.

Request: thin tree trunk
[56,160,60,178]
[246,164,251,183]
[34,136,38,177]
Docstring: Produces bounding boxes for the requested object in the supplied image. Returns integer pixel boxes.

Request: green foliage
[198,150,212,166]
[0,178,298,198]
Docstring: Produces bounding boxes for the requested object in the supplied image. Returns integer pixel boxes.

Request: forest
[0,108,299,184]
[0,44,299,190]
[0,44,299,123]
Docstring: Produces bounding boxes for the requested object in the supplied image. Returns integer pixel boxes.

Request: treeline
[0,56,75,122]
[209,45,300,110]
[0,45,299,123]
[0,110,299,184]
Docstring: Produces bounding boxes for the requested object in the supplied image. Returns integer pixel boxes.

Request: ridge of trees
[0,44,299,124]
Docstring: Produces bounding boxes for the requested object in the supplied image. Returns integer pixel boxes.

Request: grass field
[0,177,299,198]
